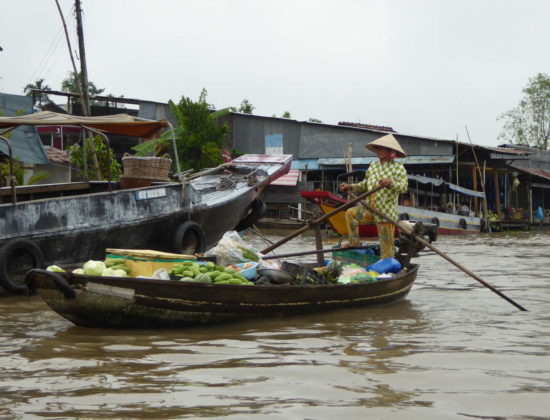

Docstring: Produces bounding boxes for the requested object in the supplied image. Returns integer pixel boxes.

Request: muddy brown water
[1,229,549,419]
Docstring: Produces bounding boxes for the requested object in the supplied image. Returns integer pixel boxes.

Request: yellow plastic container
[105,248,196,277]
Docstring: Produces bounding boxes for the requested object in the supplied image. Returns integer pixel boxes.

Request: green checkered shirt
[351,160,408,221]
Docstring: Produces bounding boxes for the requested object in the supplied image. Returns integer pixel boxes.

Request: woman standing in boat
[339,134,408,258]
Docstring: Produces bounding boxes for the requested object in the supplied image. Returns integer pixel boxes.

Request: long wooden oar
[262,245,375,260]
[350,193,527,312]
[260,185,384,255]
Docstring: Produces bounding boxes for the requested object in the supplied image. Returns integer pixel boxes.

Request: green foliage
[229,98,255,114]
[67,135,121,181]
[23,78,51,105]
[61,71,105,104]
[25,170,51,185]
[308,117,322,123]
[231,149,245,158]
[132,89,229,172]
[0,158,50,186]
[0,108,24,139]
[238,99,255,114]
[281,111,292,118]
[0,158,21,186]
[498,73,550,149]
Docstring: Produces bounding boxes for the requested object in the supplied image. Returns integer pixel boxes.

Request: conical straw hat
[366,134,407,158]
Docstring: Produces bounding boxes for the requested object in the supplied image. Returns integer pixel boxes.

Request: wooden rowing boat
[24,263,419,329]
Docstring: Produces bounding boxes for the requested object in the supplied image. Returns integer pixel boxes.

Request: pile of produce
[169,261,254,285]
[47,259,132,277]
[43,230,403,287]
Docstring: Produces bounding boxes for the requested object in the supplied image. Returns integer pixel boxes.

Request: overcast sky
[1,0,549,146]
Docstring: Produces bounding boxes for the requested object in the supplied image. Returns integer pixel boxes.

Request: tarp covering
[408,174,485,198]
[407,174,445,187]
[0,94,49,164]
[0,111,169,139]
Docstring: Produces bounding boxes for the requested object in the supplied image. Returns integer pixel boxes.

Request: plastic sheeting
[0,93,48,164]
[408,174,485,198]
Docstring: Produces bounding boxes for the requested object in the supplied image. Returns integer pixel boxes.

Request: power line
[26,4,75,88]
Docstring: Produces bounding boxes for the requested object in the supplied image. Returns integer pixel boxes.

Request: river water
[1,229,549,419]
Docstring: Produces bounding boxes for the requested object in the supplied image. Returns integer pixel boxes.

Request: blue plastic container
[234,262,258,280]
[536,206,544,221]
[366,257,402,274]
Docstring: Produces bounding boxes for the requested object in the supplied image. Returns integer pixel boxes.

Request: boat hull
[25,264,419,328]
[0,155,292,294]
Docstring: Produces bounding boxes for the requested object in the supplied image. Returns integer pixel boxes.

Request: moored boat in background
[302,173,484,237]
[0,112,291,295]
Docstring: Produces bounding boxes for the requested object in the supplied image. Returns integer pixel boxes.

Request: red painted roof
[270,169,299,186]
[43,146,71,163]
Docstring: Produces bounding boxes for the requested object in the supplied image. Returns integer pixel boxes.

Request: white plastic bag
[205,231,263,266]
[337,264,367,284]
[152,268,170,280]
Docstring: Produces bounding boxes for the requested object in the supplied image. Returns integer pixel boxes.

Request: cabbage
[72,268,85,274]
[46,265,65,272]
[101,268,116,277]
[83,260,106,276]
[112,269,127,277]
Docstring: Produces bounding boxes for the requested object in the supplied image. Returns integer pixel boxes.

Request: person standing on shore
[339,134,408,258]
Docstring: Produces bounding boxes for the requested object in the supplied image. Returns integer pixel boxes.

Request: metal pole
[75,0,91,117]
[0,136,17,204]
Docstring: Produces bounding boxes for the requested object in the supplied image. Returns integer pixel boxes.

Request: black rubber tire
[459,218,467,230]
[25,269,76,299]
[431,217,440,227]
[235,199,267,232]
[173,221,207,254]
[398,213,410,221]
[480,218,487,232]
[0,239,45,295]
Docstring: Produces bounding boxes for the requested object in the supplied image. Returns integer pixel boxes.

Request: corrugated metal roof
[490,152,529,160]
[515,166,550,182]
[291,159,319,170]
[338,122,396,132]
[317,155,455,166]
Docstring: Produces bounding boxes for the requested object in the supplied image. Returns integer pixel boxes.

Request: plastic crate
[332,239,380,266]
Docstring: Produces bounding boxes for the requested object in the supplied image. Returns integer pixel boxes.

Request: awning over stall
[270,169,299,186]
[408,174,485,198]
[291,155,455,170]
[318,155,454,167]
[0,111,169,139]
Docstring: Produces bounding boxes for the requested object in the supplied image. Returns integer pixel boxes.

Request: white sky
[1,0,549,146]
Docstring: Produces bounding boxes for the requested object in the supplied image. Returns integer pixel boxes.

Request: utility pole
[74,0,99,179]
[75,0,91,117]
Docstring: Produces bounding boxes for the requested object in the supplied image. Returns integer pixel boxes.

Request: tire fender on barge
[0,239,45,294]
[172,221,207,254]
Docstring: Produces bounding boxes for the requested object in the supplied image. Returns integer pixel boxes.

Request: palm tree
[61,71,105,104]
[24,79,51,105]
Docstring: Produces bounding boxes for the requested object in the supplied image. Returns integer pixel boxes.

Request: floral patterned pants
[344,205,396,258]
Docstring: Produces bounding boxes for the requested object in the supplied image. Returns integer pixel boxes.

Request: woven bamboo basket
[122,155,172,179]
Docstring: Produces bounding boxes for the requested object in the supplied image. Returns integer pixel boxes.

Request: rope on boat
[216,177,235,190]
